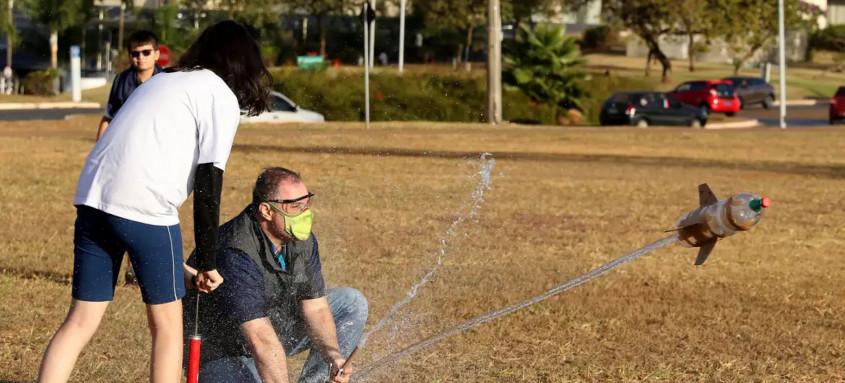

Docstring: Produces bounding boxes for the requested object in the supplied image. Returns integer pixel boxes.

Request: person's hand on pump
[329,358,351,383]
[196,269,223,292]
[183,263,198,290]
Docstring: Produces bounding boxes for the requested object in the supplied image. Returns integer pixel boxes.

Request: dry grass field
[0,117,843,382]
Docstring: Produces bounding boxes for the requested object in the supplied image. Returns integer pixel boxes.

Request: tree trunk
[118,3,125,51]
[318,15,327,58]
[645,50,652,77]
[644,37,671,83]
[688,33,695,72]
[464,26,473,72]
[656,51,672,83]
[49,29,58,69]
[735,43,763,75]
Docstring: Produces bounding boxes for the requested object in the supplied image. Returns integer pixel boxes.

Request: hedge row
[271,68,651,126]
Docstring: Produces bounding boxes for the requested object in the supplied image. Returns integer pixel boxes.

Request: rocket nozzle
[749,197,772,212]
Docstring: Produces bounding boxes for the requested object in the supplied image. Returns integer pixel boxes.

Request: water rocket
[671,183,771,265]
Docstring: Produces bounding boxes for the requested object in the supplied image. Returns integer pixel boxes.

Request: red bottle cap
[761,197,772,208]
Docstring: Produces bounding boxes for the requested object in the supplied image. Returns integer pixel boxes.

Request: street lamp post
[487,0,502,124]
[369,0,375,69]
[6,0,12,68]
[398,0,405,73]
[778,0,787,129]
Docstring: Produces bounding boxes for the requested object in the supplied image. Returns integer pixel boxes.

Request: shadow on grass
[234,143,845,180]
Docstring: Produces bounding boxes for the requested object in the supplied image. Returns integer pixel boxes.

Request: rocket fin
[698,183,718,207]
[694,239,717,265]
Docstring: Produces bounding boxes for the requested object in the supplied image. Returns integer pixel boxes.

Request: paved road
[733,104,829,127]
[0,108,101,121]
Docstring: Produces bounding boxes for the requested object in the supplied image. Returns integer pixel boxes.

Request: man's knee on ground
[334,287,369,324]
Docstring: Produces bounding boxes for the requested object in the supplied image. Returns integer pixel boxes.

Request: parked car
[722,76,775,109]
[828,86,845,124]
[670,80,740,116]
[599,91,708,128]
[240,91,325,123]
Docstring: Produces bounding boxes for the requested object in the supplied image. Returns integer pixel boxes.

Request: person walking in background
[36,20,272,383]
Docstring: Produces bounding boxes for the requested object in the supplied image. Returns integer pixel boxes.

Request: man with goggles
[182,167,367,383]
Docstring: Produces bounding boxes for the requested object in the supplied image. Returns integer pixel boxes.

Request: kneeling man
[184,167,368,383]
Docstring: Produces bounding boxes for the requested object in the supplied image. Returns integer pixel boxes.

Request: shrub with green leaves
[21,69,59,95]
[270,67,648,126]
[503,24,589,122]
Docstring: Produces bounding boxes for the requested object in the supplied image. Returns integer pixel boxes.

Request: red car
[670,80,741,116]
[829,86,845,124]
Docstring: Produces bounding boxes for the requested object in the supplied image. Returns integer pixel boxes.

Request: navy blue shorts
[72,205,186,304]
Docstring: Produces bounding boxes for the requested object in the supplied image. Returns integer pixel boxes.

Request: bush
[270,68,652,125]
[504,24,588,122]
[581,25,612,50]
[21,69,59,95]
[261,45,279,67]
[810,25,845,51]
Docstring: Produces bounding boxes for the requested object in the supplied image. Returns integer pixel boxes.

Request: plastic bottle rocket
[673,183,771,265]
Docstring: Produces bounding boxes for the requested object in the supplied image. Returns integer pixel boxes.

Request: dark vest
[186,206,317,361]
[218,206,315,330]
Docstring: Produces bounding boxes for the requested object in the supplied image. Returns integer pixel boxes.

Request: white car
[240,91,325,123]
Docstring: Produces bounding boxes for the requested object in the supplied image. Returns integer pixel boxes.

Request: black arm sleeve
[193,163,224,271]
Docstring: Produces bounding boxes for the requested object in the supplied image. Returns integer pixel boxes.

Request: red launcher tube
[187,334,202,383]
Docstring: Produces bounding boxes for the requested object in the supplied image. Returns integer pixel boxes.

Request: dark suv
[599,91,708,128]
[722,77,776,109]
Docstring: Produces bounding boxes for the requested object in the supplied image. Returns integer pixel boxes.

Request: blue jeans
[199,287,368,383]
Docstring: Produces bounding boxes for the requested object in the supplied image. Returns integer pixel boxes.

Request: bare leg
[146,300,183,383]
[37,299,110,383]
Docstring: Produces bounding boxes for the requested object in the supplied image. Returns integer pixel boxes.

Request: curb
[772,99,827,107]
[0,102,101,110]
[705,118,761,129]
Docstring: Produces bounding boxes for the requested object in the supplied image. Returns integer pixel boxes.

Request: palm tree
[504,24,588,123]
[22,0,93,69]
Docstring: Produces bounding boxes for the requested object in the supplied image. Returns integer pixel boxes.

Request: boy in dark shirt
[96,30,163,141]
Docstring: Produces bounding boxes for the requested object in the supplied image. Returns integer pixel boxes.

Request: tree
[668,0,714,72]
[602,0,675,82]
[280,0,344,58]
[716,0,820,74]
[22,0,93,69]
[503,24,588,123]
[1,0,15,67]
[418,0,493,71]
[510,0,554,30]
[560,0,678,82]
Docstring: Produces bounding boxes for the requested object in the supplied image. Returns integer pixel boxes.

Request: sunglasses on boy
[130,49,154,58]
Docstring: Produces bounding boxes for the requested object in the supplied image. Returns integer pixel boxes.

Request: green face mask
[266,202,314,241]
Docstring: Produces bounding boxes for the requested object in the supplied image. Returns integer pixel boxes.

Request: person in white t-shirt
[37,20,272,383]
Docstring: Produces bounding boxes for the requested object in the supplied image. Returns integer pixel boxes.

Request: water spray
[350,184,770,380]
[358,153,495,350]
[353,235,678,380]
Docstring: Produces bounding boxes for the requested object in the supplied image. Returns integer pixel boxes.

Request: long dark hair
[169,20,271,116]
